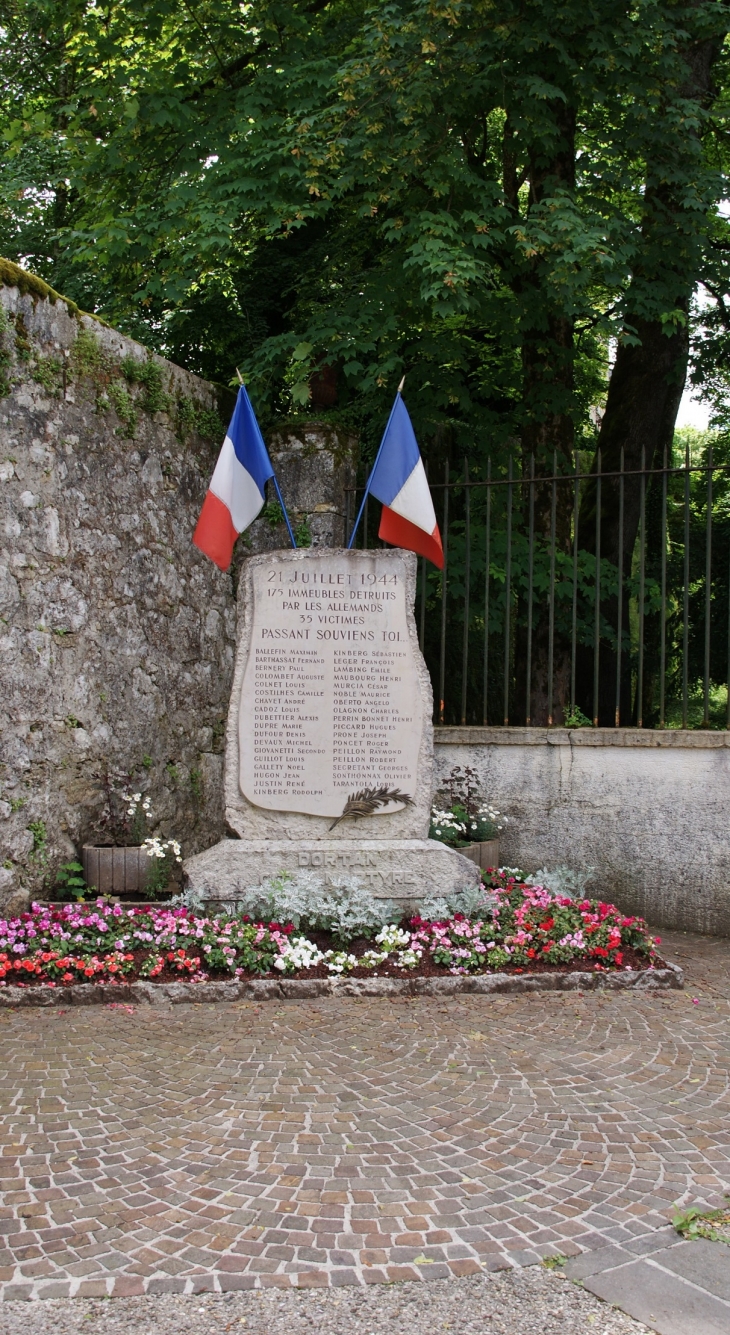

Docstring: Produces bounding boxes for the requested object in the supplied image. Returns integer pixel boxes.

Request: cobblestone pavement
[0,930,727,1302]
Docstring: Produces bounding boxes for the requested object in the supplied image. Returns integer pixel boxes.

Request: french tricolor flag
[360,390,443,568]
[193,384,293,571]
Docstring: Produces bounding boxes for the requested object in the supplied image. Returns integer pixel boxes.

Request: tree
[2,0,729,720]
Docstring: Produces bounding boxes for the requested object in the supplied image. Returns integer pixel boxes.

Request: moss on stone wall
[0,306,11,398]
[0,258,83,319]
[0,274,225,443]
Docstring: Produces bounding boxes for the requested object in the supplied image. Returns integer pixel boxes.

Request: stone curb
[0,962,683,1007]
[0,1256,496,1301]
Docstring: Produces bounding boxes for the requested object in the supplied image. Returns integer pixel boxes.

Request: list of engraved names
[238,553,423,818]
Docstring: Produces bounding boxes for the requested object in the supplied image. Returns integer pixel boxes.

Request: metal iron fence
[345,448,730,729]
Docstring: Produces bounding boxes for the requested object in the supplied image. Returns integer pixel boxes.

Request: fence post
[615,447,624,727]
[482,459,491,726]
[438,460,449,725]
[637,445,646,728]
[593,449,602,727]
[526,455,535,726]
[548,451,557,726]
[461,458,471,726]
[683,443,690,728]
[571,454,579,715]
[503,456,513,725]
[659,447,667,728]
[704,444,713,728]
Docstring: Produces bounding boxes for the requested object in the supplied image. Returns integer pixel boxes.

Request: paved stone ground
[0,930,727,1303]
[566,1231,730,1335]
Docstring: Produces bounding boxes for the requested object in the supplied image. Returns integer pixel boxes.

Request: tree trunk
[513,105,576,724]
[577,29,724,725]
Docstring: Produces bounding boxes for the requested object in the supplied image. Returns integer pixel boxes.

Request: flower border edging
[0,962,683,1007]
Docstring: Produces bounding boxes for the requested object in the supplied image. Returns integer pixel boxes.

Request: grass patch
[673,1204,730,1244]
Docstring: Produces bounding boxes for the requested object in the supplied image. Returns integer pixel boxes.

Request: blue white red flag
[193,385,284,570]
[367,392,444,568]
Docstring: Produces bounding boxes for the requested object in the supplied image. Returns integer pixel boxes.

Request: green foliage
[233,871,400,945]
[71,327,105,378]
[672,1204,730,1245]
[105,380,138,437]
[262,501,284,528]
[12,312,31,360]
[175,394,225,442]
[294,515,312,548]
[27,819,47,865]
[121,354,169,415]
[55,860,87,902]
[563,706,593,728]
[0,305,12,397]
[1,0,726,475]
[30,352,63,396]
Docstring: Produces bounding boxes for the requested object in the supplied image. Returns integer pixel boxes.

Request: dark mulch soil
[256,938,664,983]
[102,939,664,987]
[14,916,666,989]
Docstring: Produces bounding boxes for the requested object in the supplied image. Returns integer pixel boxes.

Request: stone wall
[434,727,730,936]
[0,268,241,911]
[0,264,357,913]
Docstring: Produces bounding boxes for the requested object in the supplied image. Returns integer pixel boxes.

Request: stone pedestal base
[183,838,480,907]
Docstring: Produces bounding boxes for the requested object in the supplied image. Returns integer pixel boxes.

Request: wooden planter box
[460,839,500,871]
[82,845,153,897]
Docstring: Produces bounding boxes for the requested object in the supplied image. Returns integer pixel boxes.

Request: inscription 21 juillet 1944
[238,557,422,819]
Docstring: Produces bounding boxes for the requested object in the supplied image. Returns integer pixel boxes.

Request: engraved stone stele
[184,548,479,904]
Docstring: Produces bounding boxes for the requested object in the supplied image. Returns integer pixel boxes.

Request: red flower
[539,918,555,931]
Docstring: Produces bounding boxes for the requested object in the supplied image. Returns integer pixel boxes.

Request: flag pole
[347,377,405,549]
[272,474,298,550]
[237,369,297,549]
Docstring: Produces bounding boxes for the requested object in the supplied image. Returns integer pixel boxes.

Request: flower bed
[0,872,664,989]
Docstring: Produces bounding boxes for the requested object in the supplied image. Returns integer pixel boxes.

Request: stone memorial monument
[184,547,480,904]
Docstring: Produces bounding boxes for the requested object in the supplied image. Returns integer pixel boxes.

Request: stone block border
[0,962,682,1007]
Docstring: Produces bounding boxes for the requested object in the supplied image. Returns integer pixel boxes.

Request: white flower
[375,925,411,952]
[324,950,358,974]
[360,950,388,969]
[395,948,421,969]
[275,935,324,973]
